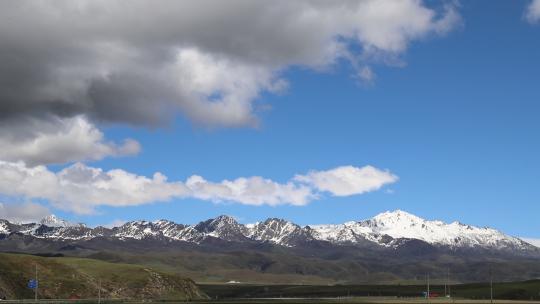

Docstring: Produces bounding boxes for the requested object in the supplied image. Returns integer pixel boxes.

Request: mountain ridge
[1,210,536,253]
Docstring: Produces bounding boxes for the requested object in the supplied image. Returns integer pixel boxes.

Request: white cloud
[0,116,140,166]
[521,237,540,248]
[526,0,540,23]
[0,162,396,214]
[0,202,51,223]
[100,219,127,229]
[0,161,189,214]
[357,66,376,84]
[186,175,314,206]
[174,48,286,127]
[295,165,398,196]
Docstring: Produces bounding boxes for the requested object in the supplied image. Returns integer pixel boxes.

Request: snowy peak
[306,210,536,251]
[194,215,248,241]
[248,218,309,246]
[358,209,441,241]
[370,210,425,226]
[195,215,239,232]
[353,210,530,250]
[208,215,241,228]
[40,215,76,227]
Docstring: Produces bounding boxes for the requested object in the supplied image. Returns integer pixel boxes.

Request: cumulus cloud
[0,0,460,130]
[294,165,398,196]
[0,202,51,223]
[186,175,314,206]
[0,161,189,214]
[0,162,396,214]
[526,0,540,23]
[0,116,140,166]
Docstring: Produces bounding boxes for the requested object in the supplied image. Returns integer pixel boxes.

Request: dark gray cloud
[0,0,459,127]
[0,0,460,165]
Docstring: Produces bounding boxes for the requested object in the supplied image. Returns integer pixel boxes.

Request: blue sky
[0,1,539,239]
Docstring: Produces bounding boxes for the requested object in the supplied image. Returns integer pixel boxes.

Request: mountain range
[1,210,539,284]
[0,210,536,252]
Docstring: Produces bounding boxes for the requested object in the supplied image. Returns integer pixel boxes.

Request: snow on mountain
[310,221,378,244]
[310,210,531,250]
[33,225,99,240]
[110,216,249,243]
[0,215,91,240]
[247,218,311,246]
[0,220,9,234]
[113,221,163,240]
[151,219,207,242]
[0,210,535,252]
[370,210,530,249]
[40,215,78,228]
[193,215,249,242]
[152,220,187,239]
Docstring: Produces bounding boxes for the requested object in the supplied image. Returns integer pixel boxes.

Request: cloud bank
[0,0,459,125]
[0,0,460,165]
[0,162,397,214]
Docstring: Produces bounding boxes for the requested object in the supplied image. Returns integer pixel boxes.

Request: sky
[0,1,539,241]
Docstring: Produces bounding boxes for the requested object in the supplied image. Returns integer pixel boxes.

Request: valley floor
[198,281,540,301]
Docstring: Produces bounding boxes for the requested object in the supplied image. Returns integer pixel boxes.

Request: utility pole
[444,270,447,297]
[490,267,493,304]
[427,273,430,302]
[98,279,101,304]
[448,268,451,298]
[34,264,38,303]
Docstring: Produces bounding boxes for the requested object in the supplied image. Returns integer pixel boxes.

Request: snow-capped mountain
[309,210,532,250]
[247,218,314,246]
[0,211,536,253]
[39,215,76,227]
[193,215,249,242]
[112,220,163,240]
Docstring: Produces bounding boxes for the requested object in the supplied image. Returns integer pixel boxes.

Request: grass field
[198,280,540,301]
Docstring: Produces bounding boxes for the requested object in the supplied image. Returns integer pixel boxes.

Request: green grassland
[198,280,540,301]
[74,243,540,285]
